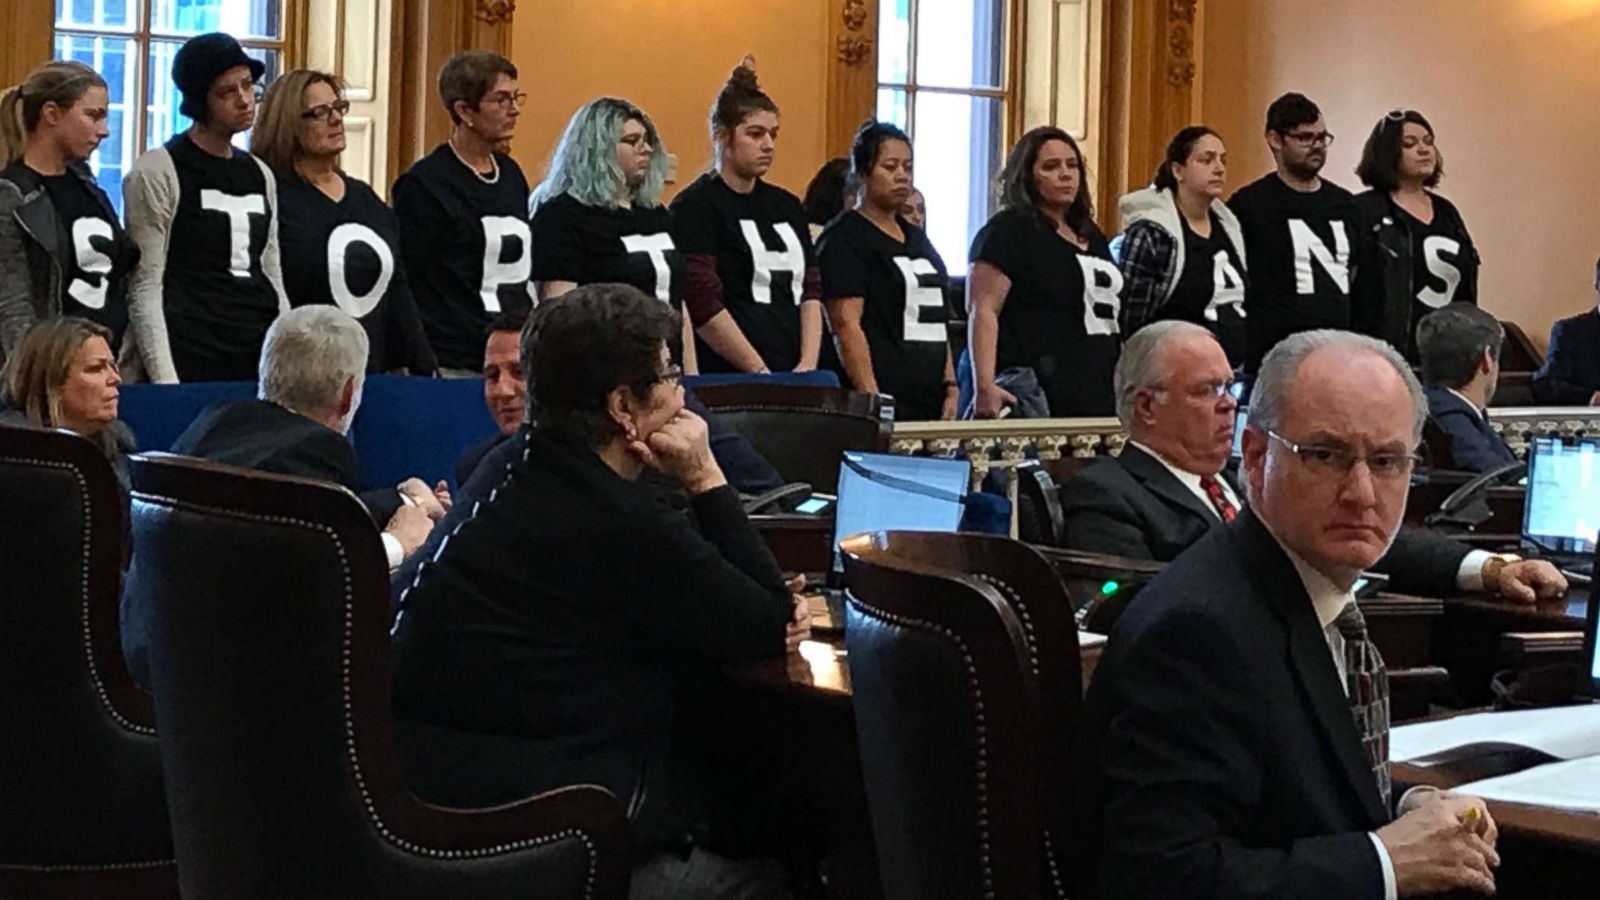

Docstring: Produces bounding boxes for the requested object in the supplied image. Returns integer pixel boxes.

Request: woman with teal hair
[528,99,686,348]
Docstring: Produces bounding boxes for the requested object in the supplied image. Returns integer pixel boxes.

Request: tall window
[878,0,1011,274]
[52,0,287,213]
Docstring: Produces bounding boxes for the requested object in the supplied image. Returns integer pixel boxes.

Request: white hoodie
[1115,185,1248,304]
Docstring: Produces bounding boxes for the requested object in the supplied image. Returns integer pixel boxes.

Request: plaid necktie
[1334,602,1391,810]
[1199,475,1237,523]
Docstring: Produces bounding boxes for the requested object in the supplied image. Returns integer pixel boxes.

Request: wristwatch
[1480,554,1521,592]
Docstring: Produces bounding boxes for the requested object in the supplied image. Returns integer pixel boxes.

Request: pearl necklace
[448,134,499,184]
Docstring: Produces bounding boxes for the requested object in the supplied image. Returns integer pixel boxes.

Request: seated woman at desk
[1,316,133,487]
[390,282,808,897]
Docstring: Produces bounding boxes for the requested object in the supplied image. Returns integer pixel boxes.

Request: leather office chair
[1498,320,1543,372]
[124,454,630,900]
[0,426,177,899]
[1015,460,1066,546]
[851,531,1082,898]
[1421,417,1457,471]
[692,383,892,494]
[841,531,1043,900]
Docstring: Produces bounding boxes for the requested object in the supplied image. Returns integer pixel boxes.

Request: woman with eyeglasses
[0,61,136,374]
[252,70,435,375]
[528,97,688,360]
[123,32,288,382]
[1352,109,1479,362]
[670,59,822,374]
[1115,125,1248,367]
[393,51,532,376]
[966,126,1123,418]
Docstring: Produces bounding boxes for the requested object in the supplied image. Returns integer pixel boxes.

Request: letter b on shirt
[1078,256,1123,336]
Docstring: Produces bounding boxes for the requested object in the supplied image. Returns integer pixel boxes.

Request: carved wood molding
[1166,0,1197,87]
[827,0,879,152]
[474,0,515,24]
[836,0,874,67]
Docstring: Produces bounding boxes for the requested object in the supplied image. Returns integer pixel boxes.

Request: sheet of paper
[1454,756,1600,812]
[1389,705,1600,764]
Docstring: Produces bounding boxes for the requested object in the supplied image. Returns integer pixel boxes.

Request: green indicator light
[1101,580,1120,596]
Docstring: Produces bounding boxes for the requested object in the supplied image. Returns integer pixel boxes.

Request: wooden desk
[1393,738,1600,899]
[1433,588,1590,706]
[753,514,833,574]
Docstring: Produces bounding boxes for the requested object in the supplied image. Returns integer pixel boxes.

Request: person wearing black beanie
[121,32,288,382]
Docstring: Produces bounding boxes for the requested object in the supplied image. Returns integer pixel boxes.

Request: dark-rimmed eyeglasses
[484,90,528,110]
[1267,430,1419,481]
[301,100,351,122]
[1281,129,1335,147]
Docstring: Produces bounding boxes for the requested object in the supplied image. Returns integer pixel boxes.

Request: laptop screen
[1521,437,1600,555]
[1585,561,1600,700]
[831,451,971,576]
[1230,406,1248,459]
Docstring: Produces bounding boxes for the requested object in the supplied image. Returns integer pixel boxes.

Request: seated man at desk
[1059,321,1564,602]
[1533,257,1600,405]
[1416,303,1518,473]
[1077,329,1502,899]
[391,284,807,897]
[452,308,786,494]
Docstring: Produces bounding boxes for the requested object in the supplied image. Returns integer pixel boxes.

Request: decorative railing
[1487,406,1600,459]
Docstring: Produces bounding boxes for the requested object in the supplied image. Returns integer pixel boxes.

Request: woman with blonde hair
[252,69,435,374]
[1,316,134,484]
[0,60,137,373]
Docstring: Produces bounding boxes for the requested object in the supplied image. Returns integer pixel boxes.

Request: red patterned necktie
[1200,475,1237,523]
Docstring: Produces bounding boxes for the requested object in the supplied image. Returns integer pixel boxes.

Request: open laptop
[1521,436,1600,576]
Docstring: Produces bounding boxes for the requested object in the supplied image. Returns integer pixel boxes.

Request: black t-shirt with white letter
[160,135,280,381]
[670,172,816,372]
[1227,172,1356,372]
[969,207,1122,416]
[40,170,130,349]
[1397,198,1477,357]
[393,144,533,370]
[528,192,685,309]
[277,173,437,374]
[1170,211,1247,367]
[818,210,947,420]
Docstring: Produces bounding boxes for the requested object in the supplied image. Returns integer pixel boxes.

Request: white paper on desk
[1454,756,1600,812]
[1389,705,1600,764]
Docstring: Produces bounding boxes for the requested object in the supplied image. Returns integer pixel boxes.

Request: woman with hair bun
[1115,125,1247,366]
[670,58,821,374]
[0,61,136,372]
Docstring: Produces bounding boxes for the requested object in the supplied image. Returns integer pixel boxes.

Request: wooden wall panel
[826,0,879,157]
[0,2,56,89]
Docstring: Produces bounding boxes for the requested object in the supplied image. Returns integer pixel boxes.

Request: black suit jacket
[1075,510,1392,899]
[389,428,791,849]
[1425,386,1516,473]
[169,399,401,523]
[1533,308,1600,405]
[1059,444,1470,596]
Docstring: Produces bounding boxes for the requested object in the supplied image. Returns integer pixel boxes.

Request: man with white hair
[1077,330,1507,899]
[166,305,441,568]
[1058,320,1564,602]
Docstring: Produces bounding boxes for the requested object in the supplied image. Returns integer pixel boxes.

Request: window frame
[877,0,1025,153]
[52,0,303,156]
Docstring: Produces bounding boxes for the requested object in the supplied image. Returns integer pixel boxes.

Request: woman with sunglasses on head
[253,70,435,375]
[1115,125,1248,367]
[1352,109,1478,362]
[670,59,822,375]
[529,97,688,358]
[0,61,136,374]
[818,119,953,420]
[966,126,1123,418]
[393,51,532,376]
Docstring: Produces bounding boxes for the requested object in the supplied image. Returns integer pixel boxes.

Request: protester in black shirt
[672,61,822,374]
[391,283,804,896]
[819,121,953,420]
[528,96,689,362]
[801,156,850,242]
[1227,92,1356,374]
[253,70,435,375]
[123,33,287,382]
[967,126,1122,417]
[1353,109,1479,362]
[1116,125,1248,366]
[0,62,136,373]
[393,51,532,375]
